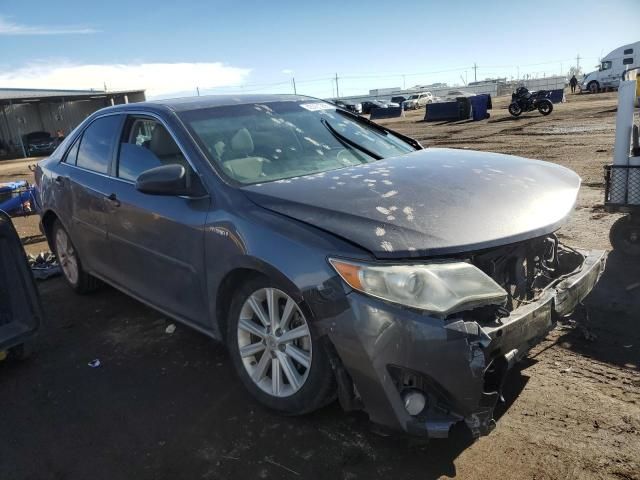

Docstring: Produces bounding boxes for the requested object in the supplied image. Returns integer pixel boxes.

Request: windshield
[179,101,415,184]
[408,95,419,99]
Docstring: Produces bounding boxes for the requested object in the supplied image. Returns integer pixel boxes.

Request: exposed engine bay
[470,234,586,313]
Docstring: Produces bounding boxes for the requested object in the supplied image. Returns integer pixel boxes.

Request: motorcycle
[508,87,553,117]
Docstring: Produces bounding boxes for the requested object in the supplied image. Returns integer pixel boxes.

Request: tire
[588,81,599,94]
[508,103,522,117]
[537,100,553,116]
[52,220,99,293]
[609,215,640,257]
[227,276,336,415]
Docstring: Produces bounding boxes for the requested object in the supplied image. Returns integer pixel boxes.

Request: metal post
[9,100,27,158]
[292,77,297,95]
[335,73,340,98]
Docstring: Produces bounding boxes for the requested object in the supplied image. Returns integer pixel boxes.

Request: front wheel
[508,102,522,117]
[610,215,640,257]
[227,277,335,415]
[588,81,599,93]
[537,100,553,116]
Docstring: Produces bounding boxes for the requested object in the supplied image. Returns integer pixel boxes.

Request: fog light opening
[402,389,427,416]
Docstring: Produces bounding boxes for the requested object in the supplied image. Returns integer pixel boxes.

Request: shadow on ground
[0,278,532,480]
[557,250,640,370]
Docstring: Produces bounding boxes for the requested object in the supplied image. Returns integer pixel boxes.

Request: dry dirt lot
[1,91,639,480]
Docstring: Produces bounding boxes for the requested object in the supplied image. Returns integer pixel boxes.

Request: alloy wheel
[55,227,79,285]
[237,288,312,397]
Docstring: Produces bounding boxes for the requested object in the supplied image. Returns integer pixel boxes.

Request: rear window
[624,48,633,55]
[623,57,634,65]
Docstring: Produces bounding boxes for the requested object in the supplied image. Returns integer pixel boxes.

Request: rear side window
[623,57,634,65]
[76,115,122,174]
[63,137,80,165]
[624,48,633,55]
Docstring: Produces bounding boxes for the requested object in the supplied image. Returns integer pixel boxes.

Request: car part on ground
[27,251,62,280]
[35,93,605,439]
[0,211,42,360]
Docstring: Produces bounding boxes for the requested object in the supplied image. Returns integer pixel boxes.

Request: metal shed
[0,87,145,159]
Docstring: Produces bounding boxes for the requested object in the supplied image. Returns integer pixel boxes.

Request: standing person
[569,75,578,94]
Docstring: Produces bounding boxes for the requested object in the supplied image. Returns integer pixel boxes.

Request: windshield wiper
[321,119,383,161]
[334,109,423,150]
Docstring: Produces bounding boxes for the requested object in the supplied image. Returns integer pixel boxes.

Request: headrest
[150,125,180,156]
[231,128,254,156]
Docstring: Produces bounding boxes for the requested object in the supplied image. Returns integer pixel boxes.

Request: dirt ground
[1,91,639,480]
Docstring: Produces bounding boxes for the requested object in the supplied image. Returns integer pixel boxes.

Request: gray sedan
[35,94,605,439]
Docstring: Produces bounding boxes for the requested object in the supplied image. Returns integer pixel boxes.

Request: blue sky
[1,0,638,98]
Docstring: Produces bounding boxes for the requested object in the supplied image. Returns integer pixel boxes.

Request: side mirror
[135,164,189,196]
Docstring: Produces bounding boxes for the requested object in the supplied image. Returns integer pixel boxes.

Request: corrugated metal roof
[0,87,145,102]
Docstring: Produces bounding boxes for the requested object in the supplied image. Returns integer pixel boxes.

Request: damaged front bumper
[324,249,606,439]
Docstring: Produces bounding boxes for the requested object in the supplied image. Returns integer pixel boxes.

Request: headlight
[329,258,507,316]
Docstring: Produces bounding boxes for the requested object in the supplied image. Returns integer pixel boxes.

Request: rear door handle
[106,193,121,207]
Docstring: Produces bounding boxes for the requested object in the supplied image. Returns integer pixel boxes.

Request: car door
[104,114,210,325]
[66,114,123,277]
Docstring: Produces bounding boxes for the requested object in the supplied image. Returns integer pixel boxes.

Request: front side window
[76,115,122,174]
[601,61,612,71]
[117,116,194,182]
[179,101,415,185]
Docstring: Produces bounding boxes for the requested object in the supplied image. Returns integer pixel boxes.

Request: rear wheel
[227,277,335,414]
[52,220,99,293]
[508,103,522,117]
[610,215,640,257]
[537,100,553,116]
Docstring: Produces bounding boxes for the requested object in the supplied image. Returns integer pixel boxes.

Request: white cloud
[0,62,252,97]
[0,16,98,35]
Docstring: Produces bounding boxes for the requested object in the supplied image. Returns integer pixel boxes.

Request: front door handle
[106,193,121,207]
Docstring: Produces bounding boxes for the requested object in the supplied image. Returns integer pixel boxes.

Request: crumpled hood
[242,148,581,259]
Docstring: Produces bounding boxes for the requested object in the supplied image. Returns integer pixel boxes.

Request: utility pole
[576,53,581,69]
[517,66,520,81]
[402,74,406,90]
[196,87,200,96]
[292,77,297,94]
[335,73,340,98]
[472,63,478,82]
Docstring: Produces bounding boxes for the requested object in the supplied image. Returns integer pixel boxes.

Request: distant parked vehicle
[508,87,553,117]
[361,100,390,114]
[442,90,474,101]
[390,95,408,105]
[333,100,362,114]
[581,41,639,93]
[23,131,56,157]
[402,92,433,110]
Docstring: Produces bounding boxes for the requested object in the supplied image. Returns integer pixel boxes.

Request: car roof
[102,94,319,114]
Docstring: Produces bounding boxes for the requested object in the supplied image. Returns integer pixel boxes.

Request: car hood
[242,148,581,259]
